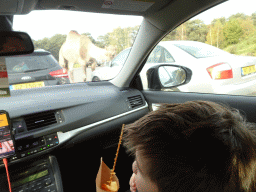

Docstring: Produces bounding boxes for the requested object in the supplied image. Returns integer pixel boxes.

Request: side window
[146,46,162,63]
[140,0,256,97]
[164,48,175,63]
[146,46,175,64]
[111,49,130,67]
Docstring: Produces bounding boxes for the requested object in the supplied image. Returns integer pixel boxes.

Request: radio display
[0,112,15,159]
[12,169,49,188]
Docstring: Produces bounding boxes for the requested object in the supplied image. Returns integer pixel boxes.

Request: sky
[13,0,256,41]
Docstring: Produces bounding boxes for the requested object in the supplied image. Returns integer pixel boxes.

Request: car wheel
[92,76,101,82]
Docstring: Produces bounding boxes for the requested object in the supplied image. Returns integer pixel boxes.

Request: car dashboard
[0,81,149,192]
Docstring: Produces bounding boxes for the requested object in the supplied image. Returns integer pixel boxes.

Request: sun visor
[0,0,24,14]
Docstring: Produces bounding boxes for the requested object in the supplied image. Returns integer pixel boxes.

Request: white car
[92,40,256,95]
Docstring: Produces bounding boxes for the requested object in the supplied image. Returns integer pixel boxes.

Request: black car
[6,50,70,90]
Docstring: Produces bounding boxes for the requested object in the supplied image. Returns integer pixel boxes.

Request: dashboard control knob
[45,179,52,186]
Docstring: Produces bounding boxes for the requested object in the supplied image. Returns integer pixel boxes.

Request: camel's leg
[68,62,75,83]
[78,57,87,82]
[59,45,65,68]
[90,58,97,72]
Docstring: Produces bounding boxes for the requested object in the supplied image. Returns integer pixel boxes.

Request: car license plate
[9,81,45,90]
[241,65,256,76]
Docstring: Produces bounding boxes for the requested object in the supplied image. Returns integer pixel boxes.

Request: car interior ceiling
[1,0,244,192]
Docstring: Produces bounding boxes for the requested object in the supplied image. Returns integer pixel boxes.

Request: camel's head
[105,45,117,61]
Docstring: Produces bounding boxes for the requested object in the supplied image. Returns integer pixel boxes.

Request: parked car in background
[6,49,70,90]
[92,40,256,96]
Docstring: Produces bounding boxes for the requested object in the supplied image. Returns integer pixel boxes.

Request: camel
[59,30,116,82]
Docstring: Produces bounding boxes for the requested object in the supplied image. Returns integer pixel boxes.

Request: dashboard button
[45,179,52,186]
[40,138,46,145]
[21,153,26,158]
[17,146,23,151]
[11,156,17,160]
[32,141,39,147]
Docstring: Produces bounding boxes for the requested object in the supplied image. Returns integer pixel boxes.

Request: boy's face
[133,150,158,192]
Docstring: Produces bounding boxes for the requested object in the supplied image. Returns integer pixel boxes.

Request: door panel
[142,91,256,123]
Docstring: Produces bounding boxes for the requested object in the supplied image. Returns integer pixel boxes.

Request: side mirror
[147,65,192,90]
[0,31,34,56]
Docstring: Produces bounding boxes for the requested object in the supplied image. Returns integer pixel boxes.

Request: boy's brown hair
[122,100,256,192]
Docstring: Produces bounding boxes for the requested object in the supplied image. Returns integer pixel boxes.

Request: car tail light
[49,68,69,78]
[206,63,233,80]
[0,71,8,78]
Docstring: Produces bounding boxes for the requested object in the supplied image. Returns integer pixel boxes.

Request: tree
[211,17,226,26]
[223,19,243,46]
[205,19,224,48]
[96,25,140,54]
[82,32,96,44]
[176,24,187,40]
[228,13,248,21]
[186,19,208,42]
[162,30,177,41]
[97,33,111,48]
[251,12,256,26]
[163,19,207,42]
[33,34,67,61]
[239,17,255,39]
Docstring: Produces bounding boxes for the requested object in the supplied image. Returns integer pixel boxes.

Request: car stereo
[0,156,63,192]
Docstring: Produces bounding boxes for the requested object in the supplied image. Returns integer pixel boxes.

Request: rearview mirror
[0,31,34,56]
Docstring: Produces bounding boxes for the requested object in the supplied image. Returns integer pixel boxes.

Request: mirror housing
[147,64,192,90]
[0,31,34,56]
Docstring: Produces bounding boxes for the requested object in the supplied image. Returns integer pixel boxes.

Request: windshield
[173,42,229,58]
[12,10,142,87]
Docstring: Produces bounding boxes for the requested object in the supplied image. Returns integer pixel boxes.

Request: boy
[123,100,256,192]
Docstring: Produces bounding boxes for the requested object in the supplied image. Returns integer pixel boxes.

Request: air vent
[128,95,143,108]
[24,111,57,131]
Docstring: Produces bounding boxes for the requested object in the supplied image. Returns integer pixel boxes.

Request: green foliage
[186,20,208,42]
[163,19,207,42]
[228,13,248,21]
[81,32,96,44]
[33,34,66,61]
[97,25,139,54]
[32,11,256,62]
[252,12,256,26]
[32,25,140,62]
[206,19,224,48]
[224,33,256,56]
[211,17,226,26]
[223,19,243,46]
